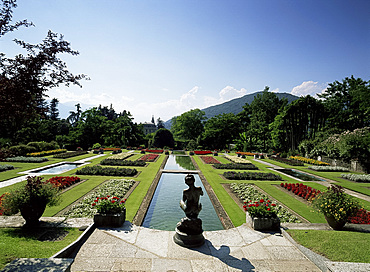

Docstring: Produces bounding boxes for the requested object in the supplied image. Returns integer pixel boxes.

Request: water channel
[30,162,83,174]
[142,155,224,231]
[275,168,325,181]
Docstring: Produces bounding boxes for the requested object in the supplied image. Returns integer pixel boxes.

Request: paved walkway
[71,222,321,272]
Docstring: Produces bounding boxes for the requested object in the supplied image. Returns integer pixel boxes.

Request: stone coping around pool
[19,161,91,175]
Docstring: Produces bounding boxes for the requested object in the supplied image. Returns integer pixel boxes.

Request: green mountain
[165,91,298,128]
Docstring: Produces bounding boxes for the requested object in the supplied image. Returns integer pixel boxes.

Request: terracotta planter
[325,215,346,230]
[246,212,280,231]
[20,201,47,226]
[94,209,126,227]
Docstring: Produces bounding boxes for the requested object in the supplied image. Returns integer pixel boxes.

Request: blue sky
[1,0,369,123]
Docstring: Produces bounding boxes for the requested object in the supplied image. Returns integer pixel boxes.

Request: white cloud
[291,81,328,97]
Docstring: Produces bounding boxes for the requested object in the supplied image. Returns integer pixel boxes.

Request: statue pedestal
[173,217,205,248]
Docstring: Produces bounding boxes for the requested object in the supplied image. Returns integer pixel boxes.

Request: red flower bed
[46,176,81,190]
[144,149,163,153]
[0,193,6,216]
[138,154,159,162]
[280,182,321,201]
[347,209,370,224]
[200,156,221,164]
[194,150,213,155]
[236,152,257,156]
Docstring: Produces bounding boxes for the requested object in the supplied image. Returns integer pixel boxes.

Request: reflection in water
[164,155,195,170]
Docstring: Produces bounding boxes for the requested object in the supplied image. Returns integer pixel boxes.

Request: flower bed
[76,165,138,176]
[108,153,133,160]
[53,150,88,158]
[62,179,134,218]
[200,156,221,164]
[213,163,258,170]
[308,166,349,172]
[270,156,304,166]
[280,182,321,201]
[347,209,370,224]
[26,149,67,157]
[102,148,121,151]
[138,154,158,162]
[100,158,146,167]
[0,164,14,172]
[144,149,163,153]
[224,171,282,181]
[231,183,300,223]
[236,152,257,156]
[194,150,213,155]
[341,173,370,183]
[0,193,9,215]
[5,156,48,163]
[224,155,251,164]
[289,156,330,166]
[46,176,81,190]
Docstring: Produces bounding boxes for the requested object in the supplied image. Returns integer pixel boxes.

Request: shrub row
[280,182,321,201]
[308,166,349,172]
[5,156,48,163]
[53,150,88,159]
[213,163,258,170]
[46,176,81,190]
[341,173,370,183]
[100,159,146,167]
[270,156,304,166]
[26,149,67,157]
[76,165,138,176]
[0,164,14,172]
[223,171,282,180]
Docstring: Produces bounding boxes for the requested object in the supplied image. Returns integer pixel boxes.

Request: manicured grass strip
[0,227,82,270]
[43,176,109,216]
[287,229,370,263]
[256,183,326,223]
[193,156,246,227]
[124,155,166,221]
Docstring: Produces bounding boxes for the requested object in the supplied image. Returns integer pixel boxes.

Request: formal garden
[0,147,369,268]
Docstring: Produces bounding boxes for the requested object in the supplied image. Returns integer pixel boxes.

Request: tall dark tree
[152,128,174,148]
[156,117,165,129]
[171,109,206,141]
[49,98,59,120]
[318,76,370,131]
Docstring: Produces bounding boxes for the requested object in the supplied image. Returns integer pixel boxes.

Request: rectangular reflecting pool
[30,162,83,174]
[142,173,224,231]
[164,155,195,171]
[275,168,325,181]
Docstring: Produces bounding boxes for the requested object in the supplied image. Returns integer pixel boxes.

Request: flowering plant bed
[144,149,163,153]
[224,171,282,181]
[308,166,349,172]
[138,154,159,162]
[76,165,138,176]
[213,163,258,170]
[245,199,278,218]
[289,156,330,166]
[194,150,213,155]
[280,182,321,201]
[6,156,48,163]
[26,149,67,157]
[109,153,133,160]
[102,148,121,151]
[270,156,304,166]
[340,173,370,183]
[0,164,14,172]
[231,183,300,223]
[236,152,257,156]
[347,209,370,224]
[62,179,134,218]
[200,156,221,164]
[224,155,251,164]
[46,176,81,190]
[53,150,88,158]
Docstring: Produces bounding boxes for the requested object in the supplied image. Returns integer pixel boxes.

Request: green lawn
[0,227,82,270]
[287,229,370,263]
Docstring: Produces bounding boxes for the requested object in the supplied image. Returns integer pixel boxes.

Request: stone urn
[246,212,280,231]
[94,209,126,228]
[20,201,47,226]
[325,215,346,230]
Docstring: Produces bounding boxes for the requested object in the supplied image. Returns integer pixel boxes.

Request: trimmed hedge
[100,159,146,167]
[0,164,14,172]
[223,171,283,181]
[5,156,48,163]
[53,150,88,159]
[76,165,138,176]
[213,163,258,170]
